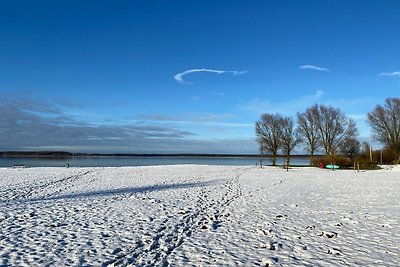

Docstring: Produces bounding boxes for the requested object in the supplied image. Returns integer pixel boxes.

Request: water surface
[0,156,310,168]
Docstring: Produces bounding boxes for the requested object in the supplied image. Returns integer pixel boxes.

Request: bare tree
[311,104,358,155]
[361,141,372,161]
[297,108,320,164]
[368,98,400,162]
[256,136,264,168]
[280,116,300,168]
[255,113,283,166]
[340,137,360,163]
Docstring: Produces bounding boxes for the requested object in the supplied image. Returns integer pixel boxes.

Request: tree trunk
[286,153,291,171]
[309,150,314,166]
[272,153,277,166]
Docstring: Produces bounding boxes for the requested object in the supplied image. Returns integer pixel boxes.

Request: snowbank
[0,165,399,266]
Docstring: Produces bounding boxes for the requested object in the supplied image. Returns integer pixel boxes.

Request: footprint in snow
[305,225,315,230]
[261,256,280,266]
[318,231,337,238]
[275,214,286,220]
[327,247,343,256]
[112,248,123,255]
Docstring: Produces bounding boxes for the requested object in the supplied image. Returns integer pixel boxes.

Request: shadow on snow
[23,179,225,203]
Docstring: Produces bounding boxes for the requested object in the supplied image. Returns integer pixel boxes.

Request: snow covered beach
[1,165,399,266]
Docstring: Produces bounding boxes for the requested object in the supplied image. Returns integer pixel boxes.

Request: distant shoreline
[0,151,320,159]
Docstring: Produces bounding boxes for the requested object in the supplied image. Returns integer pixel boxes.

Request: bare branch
[368,98,400,158]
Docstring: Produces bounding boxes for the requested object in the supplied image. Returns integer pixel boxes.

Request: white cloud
[136,113,248,127]
[239,92,379,140]
[379,71,400,77]
[174,68,248,84]
[315,89,324,98]
[239,90,325,116]
[299,65,329,72]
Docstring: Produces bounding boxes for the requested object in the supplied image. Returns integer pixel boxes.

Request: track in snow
[102,168,247,267]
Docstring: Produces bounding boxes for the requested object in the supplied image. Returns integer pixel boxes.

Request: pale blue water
[0,156,310,168]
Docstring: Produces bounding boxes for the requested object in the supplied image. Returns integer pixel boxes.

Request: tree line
[256,97,400,167]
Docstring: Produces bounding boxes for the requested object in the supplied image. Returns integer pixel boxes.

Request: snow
[0,165,399,266]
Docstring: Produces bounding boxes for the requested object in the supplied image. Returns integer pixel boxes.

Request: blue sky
[1,0,399,153]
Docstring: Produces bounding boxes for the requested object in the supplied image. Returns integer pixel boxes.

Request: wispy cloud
[0,96,196,153]
[239,91,378,139]
[212,91,225,96]
[239,90,325,116]
[135,113,253,140]
[174,68,248,84]
[0,96,257,153]
[379,71,400,77]
[136,113,243,125]
[299,65,329,72]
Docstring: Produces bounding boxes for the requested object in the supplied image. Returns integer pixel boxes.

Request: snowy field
[0,165,399,266]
